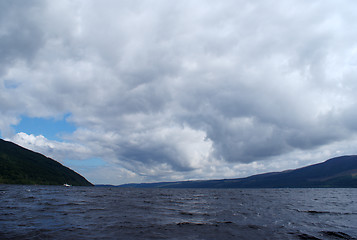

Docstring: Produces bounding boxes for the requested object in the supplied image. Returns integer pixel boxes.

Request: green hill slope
[0,139,93,186]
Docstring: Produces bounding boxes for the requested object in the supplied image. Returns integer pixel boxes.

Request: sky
[1,0,357,185]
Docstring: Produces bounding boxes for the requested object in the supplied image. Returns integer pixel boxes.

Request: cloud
[0,1,45,74]
[10,132,93,161]
[1,0,357,184]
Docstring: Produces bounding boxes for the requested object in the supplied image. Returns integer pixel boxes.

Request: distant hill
[119,156,357,188]
[0,139,93,186]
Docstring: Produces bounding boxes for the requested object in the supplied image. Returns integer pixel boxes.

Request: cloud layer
[1,0,357,184]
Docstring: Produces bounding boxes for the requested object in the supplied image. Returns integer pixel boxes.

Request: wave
[294,209,357,215]
[320,231,355,240]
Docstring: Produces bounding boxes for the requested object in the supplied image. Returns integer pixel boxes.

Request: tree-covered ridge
[0,139,93,186]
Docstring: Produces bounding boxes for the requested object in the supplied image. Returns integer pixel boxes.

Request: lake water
[0,185,356,239]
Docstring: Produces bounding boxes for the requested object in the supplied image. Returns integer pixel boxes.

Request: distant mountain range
[0,139,93,186]
[2,136,357,188]
[119,155,357,188]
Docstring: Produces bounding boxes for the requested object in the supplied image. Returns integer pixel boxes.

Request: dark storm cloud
[0,1,45,73]
[2,0,357,183]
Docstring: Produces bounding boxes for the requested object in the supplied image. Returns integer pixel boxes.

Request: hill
[119,155,357,188]
[0,139,93,186]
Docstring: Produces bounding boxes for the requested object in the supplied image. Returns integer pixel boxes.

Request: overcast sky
[1,0,357,184]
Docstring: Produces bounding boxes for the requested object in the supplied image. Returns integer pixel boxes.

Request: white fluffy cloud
[10,132,92,161]
[1,0,357,184]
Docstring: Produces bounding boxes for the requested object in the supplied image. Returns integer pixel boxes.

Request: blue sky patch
[4,79,21,89]
[14,114,76,141]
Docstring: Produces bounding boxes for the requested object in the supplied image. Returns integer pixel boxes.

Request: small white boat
[63,183,71,187]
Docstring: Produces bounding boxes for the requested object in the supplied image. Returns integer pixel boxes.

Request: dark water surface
[0,186,356,239]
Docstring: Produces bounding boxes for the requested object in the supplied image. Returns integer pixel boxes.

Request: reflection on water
[0,186,356,239]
